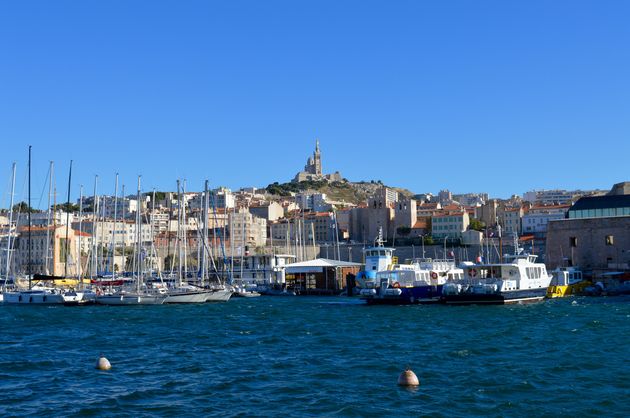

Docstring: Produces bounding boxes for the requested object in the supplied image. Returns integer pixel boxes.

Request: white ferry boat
[441,246,552,305]
[361,258,464,304]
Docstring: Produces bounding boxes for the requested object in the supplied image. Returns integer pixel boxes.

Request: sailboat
[95,176,166,305]
[164,180,231,303]
[4,147,66,304]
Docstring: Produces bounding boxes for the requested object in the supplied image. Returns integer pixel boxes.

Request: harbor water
[1,297,629,417]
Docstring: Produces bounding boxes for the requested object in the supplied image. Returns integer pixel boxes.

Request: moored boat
[441,246,552,305]
[362,258,464,305]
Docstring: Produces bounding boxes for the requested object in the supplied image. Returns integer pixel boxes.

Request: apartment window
[569,237,577,247]
[605,235,614,246]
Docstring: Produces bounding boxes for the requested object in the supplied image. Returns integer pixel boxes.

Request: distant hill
[264,179,415,206]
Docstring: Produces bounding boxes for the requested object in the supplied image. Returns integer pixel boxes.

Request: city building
[229,210,268,249]
[521,205,570,237]
[431,211,470,241]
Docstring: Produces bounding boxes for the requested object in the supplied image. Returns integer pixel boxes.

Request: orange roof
[412,220,427,229]
[432,212,466,218]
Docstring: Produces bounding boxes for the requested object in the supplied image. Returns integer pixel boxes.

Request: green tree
[55,202,80,212]
[13,201,39,213]
[469,218,485,231]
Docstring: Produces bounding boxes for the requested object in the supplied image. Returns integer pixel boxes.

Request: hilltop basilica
[293,139,343,183]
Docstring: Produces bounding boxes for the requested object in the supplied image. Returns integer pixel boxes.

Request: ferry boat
[546,267,589,298]
[361,258,464,305]
[441,245,552,305]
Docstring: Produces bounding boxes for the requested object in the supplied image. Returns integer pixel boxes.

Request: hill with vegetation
[264,179,415,206]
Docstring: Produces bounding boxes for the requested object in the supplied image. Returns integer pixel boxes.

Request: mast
[44,161,53,275]
[3,162,16,290]
[77,185,83,284]
[109,173,119,275]
[176,179,182,284]
[64,160,72,277]
[28,146,32,289]
[120,184,126,272]
[201,180,209,285]
[91,175,98,279]
[136,176,142,293]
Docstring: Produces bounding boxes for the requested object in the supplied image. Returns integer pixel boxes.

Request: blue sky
[1,1,628,207]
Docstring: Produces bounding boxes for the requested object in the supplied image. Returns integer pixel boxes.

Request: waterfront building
[14,225,85,276]
[284,258,362,295]
[546,216,629,274]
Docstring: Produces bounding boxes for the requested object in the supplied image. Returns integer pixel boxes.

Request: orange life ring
[470,268,477,277]
[431,272,438,280]
[392,282,400,288]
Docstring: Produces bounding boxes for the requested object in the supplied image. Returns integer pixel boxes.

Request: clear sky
[1,1,628,207]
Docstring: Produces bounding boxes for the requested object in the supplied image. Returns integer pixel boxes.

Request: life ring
[431,272,438,280]
[470,268,477,278]
[392,282,401,288]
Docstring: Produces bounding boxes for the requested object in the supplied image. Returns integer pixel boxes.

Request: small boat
[546,267,589,298]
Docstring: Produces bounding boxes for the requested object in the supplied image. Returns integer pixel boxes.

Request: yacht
[441,245,552,305]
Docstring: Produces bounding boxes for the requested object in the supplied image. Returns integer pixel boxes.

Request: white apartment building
[521,205,570,236]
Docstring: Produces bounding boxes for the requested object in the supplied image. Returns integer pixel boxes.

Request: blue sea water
[0,296,629,417]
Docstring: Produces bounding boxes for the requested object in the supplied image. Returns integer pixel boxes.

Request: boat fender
[392,282,400,288]
[431,272,438,280]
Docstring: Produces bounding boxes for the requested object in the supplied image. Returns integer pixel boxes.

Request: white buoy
[96,355,111,371]
[398,368,419,386]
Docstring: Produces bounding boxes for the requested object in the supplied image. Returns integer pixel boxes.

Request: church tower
[313,138,322,175]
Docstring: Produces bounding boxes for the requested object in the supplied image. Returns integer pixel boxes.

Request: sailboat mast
[201,180,209,285]
[44,161,53,275]
[64,160,72,277]
[28,145,32,289]
[77,185,83,284]
[110,173,119,275]
[136,176,141,294]
[4,162,16,289]
[91,175,98,279]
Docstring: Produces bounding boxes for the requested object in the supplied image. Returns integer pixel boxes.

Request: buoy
[96,355,112,371]
[397,367,420,386]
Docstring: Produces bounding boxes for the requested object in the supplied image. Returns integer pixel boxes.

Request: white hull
[3,290,65,304]
[205,289,233,302]
[164,290,214,304]
[96,293,166,305]
[63,290,97,305]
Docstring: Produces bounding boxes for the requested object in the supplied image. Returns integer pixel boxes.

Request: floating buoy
[96,355,111,371]
[398,367,420,386]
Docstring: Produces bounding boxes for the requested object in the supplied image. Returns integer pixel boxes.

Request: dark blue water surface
[1,296,629,417]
